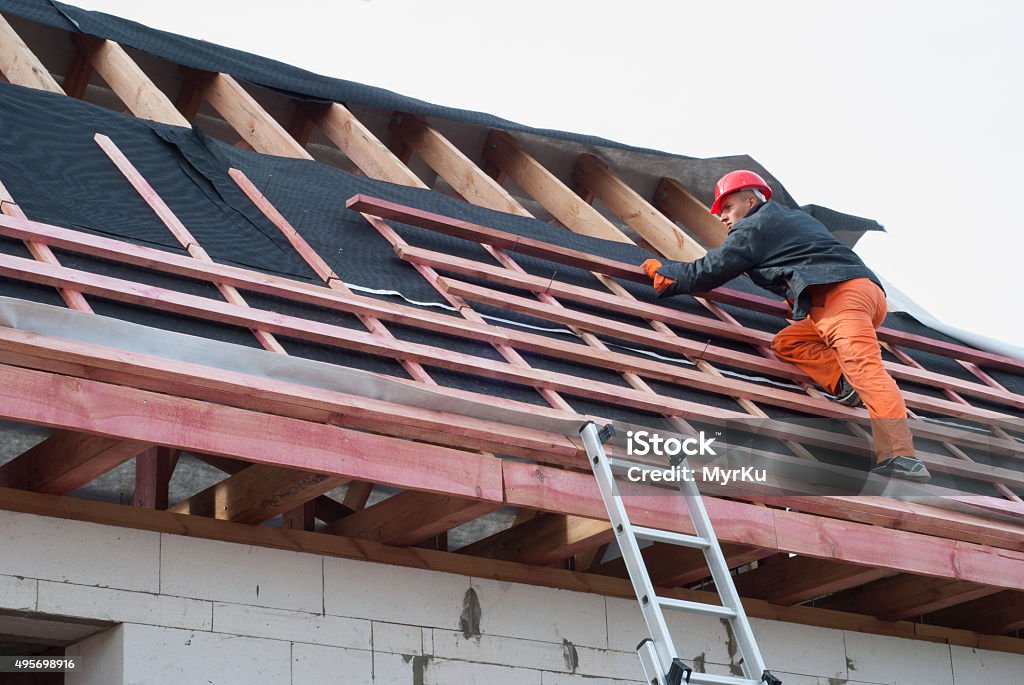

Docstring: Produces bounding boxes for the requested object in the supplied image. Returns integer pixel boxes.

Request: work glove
[641,258,676,295]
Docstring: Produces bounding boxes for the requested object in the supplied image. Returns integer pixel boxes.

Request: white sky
[76,0,1024,347]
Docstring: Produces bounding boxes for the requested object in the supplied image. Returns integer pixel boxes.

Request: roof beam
[168,464,348,524]
[304,102,427,187]
[0,430,148,494]
[483,130,631,242]
[572,153,706,260]
[653,177,729,248]
[327,490,499,547]
[187,69,312,159]
[73,35,189,127]
[457,513,613,566]
[0,363,504,503]
[0,14,63,94]
[591,543,771,588]
[390,114,529,215]
[731,555,892,605]
[816,574,1002,620]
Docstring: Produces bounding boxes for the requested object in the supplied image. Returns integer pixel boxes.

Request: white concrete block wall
[2,509,1023,684]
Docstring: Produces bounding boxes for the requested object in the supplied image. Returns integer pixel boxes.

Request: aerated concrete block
[292,643,373,684]
[843,630,953,685]
[212,602,370,649]
[323,557,468,628]
[159,533,322,613]
[0,573,36,611]
[951,644,1024,682]
[750,617,847,680]
[469,577,608,648]
[38,581,212,631]
[0,511,159,592]
[372,621,424,656]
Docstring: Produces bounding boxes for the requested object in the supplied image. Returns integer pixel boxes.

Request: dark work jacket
[656,201,882,320]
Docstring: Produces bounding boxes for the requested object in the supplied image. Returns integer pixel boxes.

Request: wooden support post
[174,71,204,122]
[304,102,427,187]
[132,446,176,509]
[572,154,706,260]
[0,430,149,495]
[483,130,631,242]
[168,464,349,524]
[73,36,190,127]
[653,177,730,248]
[282,500,317,531]
[62,48,93,100]
[0,14,64,94]
[327,490,499,547]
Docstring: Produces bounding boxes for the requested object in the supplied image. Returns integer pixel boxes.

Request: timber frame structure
[1,2,1023,659]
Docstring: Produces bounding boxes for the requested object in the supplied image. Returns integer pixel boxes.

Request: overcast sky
[76,0,1024,347]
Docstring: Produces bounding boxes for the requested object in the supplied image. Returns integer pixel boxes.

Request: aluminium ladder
[580,422,781,685]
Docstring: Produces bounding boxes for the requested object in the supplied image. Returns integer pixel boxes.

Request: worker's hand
[641,258,676,295]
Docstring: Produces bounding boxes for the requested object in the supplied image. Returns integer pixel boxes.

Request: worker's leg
[770,318,844,394]
[809,279,915,461]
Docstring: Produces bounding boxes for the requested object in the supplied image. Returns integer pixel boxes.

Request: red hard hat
[710,170,772,215]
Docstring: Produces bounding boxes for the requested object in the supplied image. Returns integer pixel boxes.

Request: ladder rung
[687,672,762,685]
[657,597,736,618]
[633,525,710,549]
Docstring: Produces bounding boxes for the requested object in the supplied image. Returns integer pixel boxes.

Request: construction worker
[642,170,929,483]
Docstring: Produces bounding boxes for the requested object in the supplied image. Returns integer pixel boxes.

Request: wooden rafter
[168,464,348,524]
[483,130,631,242]
[591,543,772,588]
[0,430,148,495]
[816,574,1002,620]
[572,153,706,260]
[925,591,1024,634]
[389,113,530,216]
[653,177,729,248]
[327,490,499,547]
[731,555,893,605]
[73,35,189,127]
[0,14,64,94]
[457,513,614,566]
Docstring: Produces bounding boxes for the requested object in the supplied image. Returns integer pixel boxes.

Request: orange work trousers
[770,278,915,461]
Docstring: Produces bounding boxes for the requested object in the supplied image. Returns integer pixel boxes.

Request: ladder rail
[580,422,779,685]
[580,422,680,678]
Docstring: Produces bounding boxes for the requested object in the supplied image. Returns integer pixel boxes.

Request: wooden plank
[457,513,614,566]
[572,154,706,260]
[482,130,630,242]
[0,430,148,494]
[731,555,892,605]
[817,574,1002,620]
[342,481,375,511]
[0,326,582,465]
[305,102,426,187]
[351,194,1024,375]
[591,543,772,587]
[132,446,176,510]
[190,70,312,159]
[653,177,729,248]
[2,487,1022,654]
[347,194,641,280]
[0,363,505,502]
[168,464,348,524]
[73,36,190,127]
[390,114,531,216]
[502,461,1024,590]
[0,14,64,94]
[328,490,499,547]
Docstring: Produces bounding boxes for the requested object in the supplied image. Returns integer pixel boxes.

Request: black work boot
[831,376,862,407]
[871,456,931,483]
